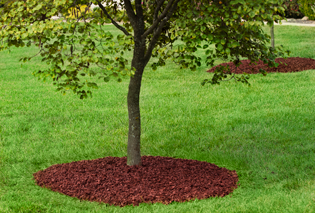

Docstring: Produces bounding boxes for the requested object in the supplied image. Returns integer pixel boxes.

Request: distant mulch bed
[207,57,315,74]
[33,156,239,207]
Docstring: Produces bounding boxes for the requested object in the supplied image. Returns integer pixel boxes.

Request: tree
[0,0,290,166]
[271,25,275,48]
[298,0,315,20]
[269,4,280,49]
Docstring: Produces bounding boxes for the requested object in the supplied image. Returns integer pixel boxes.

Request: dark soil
[33,156,239,207]
[207,57,315,74]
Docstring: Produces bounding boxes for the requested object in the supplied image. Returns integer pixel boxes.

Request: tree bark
[125,0,176,166]
[271,24,274,48]
[127,64,144,166]
[127,33,146,166]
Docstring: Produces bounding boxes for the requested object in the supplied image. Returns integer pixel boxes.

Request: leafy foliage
[276,0,305,18]
[171,0,290,85]
[298,0,315,20]
[0,0,136,99]
[0,0,291,97]
[67,4,92,19]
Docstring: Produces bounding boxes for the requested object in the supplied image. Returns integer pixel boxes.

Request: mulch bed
[33,156,239,207]
[207,57,315,74]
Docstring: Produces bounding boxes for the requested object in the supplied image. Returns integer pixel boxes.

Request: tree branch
[153,0,165,22]
[143,0,179,64]
[95,0,131,36]
[123,0,137,27]
[142,0,176,39]
[135,0,143,19]
[134,0,145,34]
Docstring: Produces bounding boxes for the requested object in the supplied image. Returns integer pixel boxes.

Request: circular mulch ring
[207,57,315,74]
[33,156,239,207]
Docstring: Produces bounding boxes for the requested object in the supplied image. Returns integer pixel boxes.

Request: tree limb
[144,0,179,64]
[133,0,145,34]
[153,0,165,22]
[95,0,131,36]
[123,0,137,27]
[142,0,176,39]
[135,0,143,20]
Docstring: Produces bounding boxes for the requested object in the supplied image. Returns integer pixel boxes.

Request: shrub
[276,0,305,19]
[298,0,315,20]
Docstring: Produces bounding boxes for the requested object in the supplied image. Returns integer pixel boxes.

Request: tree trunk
[127,36,146,166]
[127,66,144,166]
[270,24,274,48]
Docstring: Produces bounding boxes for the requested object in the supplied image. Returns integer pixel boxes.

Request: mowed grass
[0,24,315,212]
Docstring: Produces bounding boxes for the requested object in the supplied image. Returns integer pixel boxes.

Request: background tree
[270,4,277,48]
[0,0,290,166]
[298,0,315,20]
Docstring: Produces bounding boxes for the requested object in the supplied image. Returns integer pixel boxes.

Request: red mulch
[33,156,239,207]
[207,57,315,74]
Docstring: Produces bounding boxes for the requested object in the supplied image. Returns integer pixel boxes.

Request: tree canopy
[0,0,290,166]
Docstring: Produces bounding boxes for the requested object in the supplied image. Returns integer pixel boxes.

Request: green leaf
[231,41,239,48]
[217,44,223,51]
[87,82,98,89]
[249,11,255,18]
[32,3,43,11]
[21,33,28,39]
[152,63,157,71]
[278,6,285,13]
[208,34,213,41]
[104,77,110,82]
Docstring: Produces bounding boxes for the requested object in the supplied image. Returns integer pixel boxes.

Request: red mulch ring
[33,156,239,207]
[207,57,315,74]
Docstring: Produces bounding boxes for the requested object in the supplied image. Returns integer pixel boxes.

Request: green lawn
[0,24,315,212]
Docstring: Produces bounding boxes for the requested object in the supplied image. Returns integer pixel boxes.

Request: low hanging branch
[95,0,131,36]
